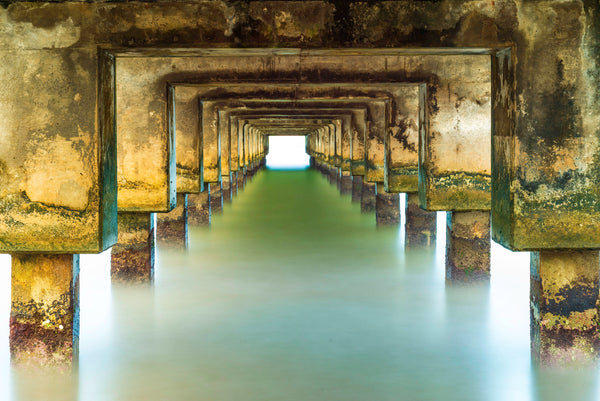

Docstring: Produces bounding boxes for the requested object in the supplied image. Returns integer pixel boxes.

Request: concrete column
[231,171,238,198]
[375,183,400,226]
[237,171,245,192]
[336,168,342,190]
[157,193,188,249]
[10,254,80,371]
[187,191,210,226]
[446,211,490,282]
[222,174,232,203]
[361,181,377,213]
[340,171,352,195]
[405,193,437,247]
[111,213,155,284]
[531,250,600,365]
[352,176,363,203]
[209,183,223,214]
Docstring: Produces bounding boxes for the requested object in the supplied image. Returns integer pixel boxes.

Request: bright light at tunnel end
[266,136,311,170]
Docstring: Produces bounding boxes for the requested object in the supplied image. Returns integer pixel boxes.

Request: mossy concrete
[405,193,437,248]
[10,254,79,371]
[446,211,491,282]
[111,212,155,284]
[375,183,400,226]
[530,250,600,365]
[157,193,188,250]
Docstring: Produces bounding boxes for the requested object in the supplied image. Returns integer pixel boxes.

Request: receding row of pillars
[9,160,266,371]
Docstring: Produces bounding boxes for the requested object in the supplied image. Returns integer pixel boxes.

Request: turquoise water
[0,168,599,400]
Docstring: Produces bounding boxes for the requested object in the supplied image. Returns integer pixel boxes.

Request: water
[1,168,599,401]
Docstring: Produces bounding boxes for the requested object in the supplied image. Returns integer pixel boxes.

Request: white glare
[266,136,310,169]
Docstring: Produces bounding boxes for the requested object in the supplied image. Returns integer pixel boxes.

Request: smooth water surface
[1,169,599,401]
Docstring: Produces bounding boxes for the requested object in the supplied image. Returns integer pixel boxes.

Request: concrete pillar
[222,175,232,203]
[209,183,223,214]
[336,168,342,190]
[231,172,238,198]
[111,213,155,284]
[237,171,245,192]
[352,176,363,203]
[446,211,490,282]
[405,193,437,247]
[157,193,188,249]
[375,183,400,226]
[340,171,352,195]
[187,191,210,226]
[361,181,377,213]
[531,250,600,365]
[10,254,80,371]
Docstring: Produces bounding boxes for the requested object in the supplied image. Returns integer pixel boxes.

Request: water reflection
[1,169,600,400]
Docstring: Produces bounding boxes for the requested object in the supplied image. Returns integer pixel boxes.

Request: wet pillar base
[376,183,400,226]
[222,175,232,203]
[352,176,363,203]
[445,211,490,282]
[237,172,245,192]
[328,166,336,185]
[335,168,342,190]
[111,212,155,284]
[157,193,188,249]
[209,183,223,215]
[231,172,238,198]
[10,254,79,371]
[340,172,352,195]
[531,250,600,366]
[188,191,210,226]
[360,181,377,213]
[405,193,437,247]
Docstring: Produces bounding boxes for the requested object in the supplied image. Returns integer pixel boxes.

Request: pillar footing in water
[352,176,363,203]
[445,211,490,282]
[531,250,600,366]
[188,190,210,226]
[209,183,223,215]
[405,193,437,247]
[10,253,80,371]
[111,212,155,284]
[340,171,352,195]
[222,175,232,203]
[231,172,238,198]
[376,183,399,226]
[157,193,188,249]
[361,181,376,213]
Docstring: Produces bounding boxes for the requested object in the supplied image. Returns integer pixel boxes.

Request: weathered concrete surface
[157,193,188,249]
[375,183,400,226]
[446,211,491,282]
[222,174,232,203]
[352,175,363,203]
[0,46,117,253]
[385,85,423,193]
[340,171,352,195]
[231,171,238,198]
[187,190,210,226]
[209,183,223,215]
[530,250,600,365]
[10,254,79,371]
[173,85,203,194]
[111,213,155,284]
[405,193,437,248]
[361,181,377,213]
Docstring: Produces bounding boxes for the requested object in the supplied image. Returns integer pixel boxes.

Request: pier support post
[341,171,352,195]
[157,193,188,249]
[231,172,238,198]
[376,183,400,226]
[238,171,245,192]
[187,191,210,226]
[209,183,223,214]
[111,213,155,284]
[10,254,80,371]
[446,211,490,282]
[222,175,232,203]
[405,193,437,247]
[352,176,363,203]
[531,250,600,365]
[361,181,377,213]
